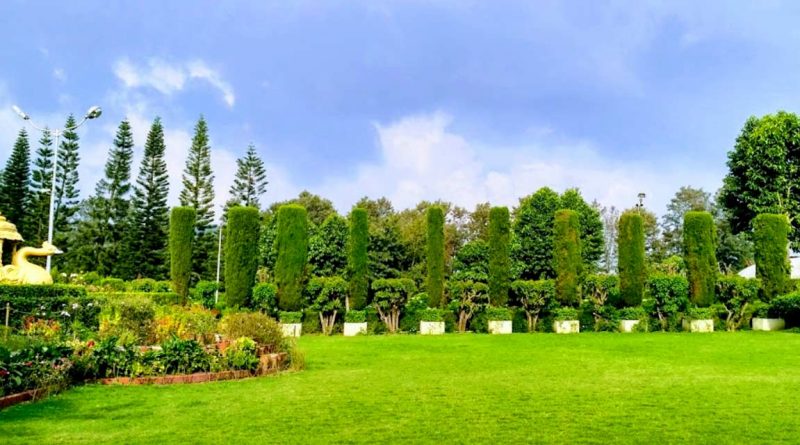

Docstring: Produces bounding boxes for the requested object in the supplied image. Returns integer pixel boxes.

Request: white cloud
[52,68,66,82]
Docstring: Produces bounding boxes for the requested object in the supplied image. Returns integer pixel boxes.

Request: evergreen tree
[0,129,31,238]
[54,115,81,253]
[348,208,370,310]
[308,214,348,277]
[426,206,445,308]
[226,144,268,209]
[487,206,511,306]
[29,129,54,245]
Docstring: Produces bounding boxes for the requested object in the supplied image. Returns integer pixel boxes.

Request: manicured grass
[3,332,800,443]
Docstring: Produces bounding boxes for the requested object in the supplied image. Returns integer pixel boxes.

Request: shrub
[553,307,579,321]
[488,206,511,306]
[307,276,348,335]
[485,306,513,321]
[225,206,261,308]
[344,310,366,323]
[91,337,137,378]
[753,214,791,301]
[399,293,429,333]
[372,278,416,333]
[128,278,172,293]
[770,292,800,325]
[169,206,196,304]
[191,281,218,309]
[511,280,555,332]
[618,211,646,306]
[447,280,489,332]
[583,274,619,330]
[646,274,689,331]
[159,336,211,374]
[553,209,582,306]
[683,211,718,307]
[153,304,218,344]
[348,208,370,310]
[619,306,646,320]
[223,337,260,371]
[252,283,278,316]
[686,307,716,320]
[218,312,285,352]
[97,277,127,292]
[275,204,308,311]
[98,296,157,345]
[0,285,97,331]
[715,276,760,331]
[418,308,445,322]
[426,206,445,308]
[278,311,303,324]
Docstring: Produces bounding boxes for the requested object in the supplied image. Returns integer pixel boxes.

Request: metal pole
[45,130,60,273]
[5,302,10,339]
[215,225,223,304]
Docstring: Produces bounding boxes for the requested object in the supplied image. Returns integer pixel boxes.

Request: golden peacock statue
[0,213,62,285]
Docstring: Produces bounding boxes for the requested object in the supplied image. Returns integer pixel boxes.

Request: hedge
[0,284,96,329]
[617,211,646,306]
[224,206,261,308]
[488,206,511,306]
[275,204,309,311]
[348,208,369,310]
[753,213,791,301]
[426,206,445,308]
[169,206,196,304]
[553,209,581,306]
[645,274,689,331]
[683,211,718,307]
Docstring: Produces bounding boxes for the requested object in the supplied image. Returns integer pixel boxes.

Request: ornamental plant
[583,274,620,329]
[348,208,370,310]
[218,312,285,350]
[275,205,309,311]
[344,310,366,323]
[418,308,445,322]
[683,211,718,307]
[372,278,416,333]
[488,206,511,306]
[553,307,579,321]
[752,213,791,301]
[426,206,446,308]
[224,206,261,307]
[617,211,646,306]
[278,311,303,324]
[485,306,513,321]
[510,279,555,332]
[447,280,489,332]
[169,206,196,304]
[645,274,689,331]
[715,275,761,331]
[307,276,348,335]
[553,209,582,306]
[252,283,278,316]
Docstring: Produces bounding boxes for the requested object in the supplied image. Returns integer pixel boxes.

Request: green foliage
[218,312,285,350]
[513,187,561,279]
[645,274,689,331]
[223,337,260,372]
[191,281,218,309]
[348,208,370,310]
[28,129,55,246]
[511,280,555,332]
[488,206,511,305]
[307,276,348,334]
[169,207,196,303]
[452,239,488,282]
[661,186,713,256]
[770,292,800,326]
[278,311,303,324]
[308,214,348,277]
[0,285,95,329]
[426,206,445,308]
[618,307,646,321]
[226,144,268,210]
[344,310,366,323]
[559,189,604,271]
[270,191,336,227]
[252,283,278,315]
[485,306,513,321]
[159,336,211,374]
[617,211,646,306]
[274,204,309,311]
[752,213,791,301]
[225,206,261,307]
[553,307,579,321]
[683,211,718,307]
[99,296,157,345]
[686,307,716,320]
[583,274,620,330]
[53,115,82,270]
[372,278,416,333]
[715,276,761,331]
[0,129,31,239]
[553,209,581,306]
[447,280,489,332]
[418,308,445,322]
[127,278,172,293]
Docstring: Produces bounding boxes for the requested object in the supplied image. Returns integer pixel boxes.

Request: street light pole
[12,105,102,272]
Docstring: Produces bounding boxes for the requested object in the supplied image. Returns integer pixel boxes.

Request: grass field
[3,332,800,444]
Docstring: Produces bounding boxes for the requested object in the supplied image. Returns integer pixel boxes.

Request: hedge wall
[553,209,582,306]
[348,208,369,310]
[0,284,97,329]
[426,206,445,308]
[169,206,196,304]
[617,211,646,306]
[224,206,261,308]
[753,213,791,301]
[488,206,511,306]
[275,204,309,311]
[683,211,717,307]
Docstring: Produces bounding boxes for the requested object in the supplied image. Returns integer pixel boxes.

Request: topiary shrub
[683,211,718,307]
[225,206,261,308]
[191,281,218,309]
[583,274,620,330]
[218,311,285,352]
[426,206,445,308]
[553,209,582,306]
[274,204,309,311]
[447,280,489,332]
[715,275,761,331]
[645,274,689,331]
[252,283,278,316]
[617,211,646,306]
[169,206,196,304]
[306,276,348,335]
[753,213,791,301]
[488,206,511,306]
[348,208,370,310]
[770,292,800,326]
[372,278,416,333]
[510,280,555,332]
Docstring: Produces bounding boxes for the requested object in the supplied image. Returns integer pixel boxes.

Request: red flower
[87,340,95,348]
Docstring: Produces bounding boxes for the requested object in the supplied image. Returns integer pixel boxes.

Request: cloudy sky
[1,1,799,219]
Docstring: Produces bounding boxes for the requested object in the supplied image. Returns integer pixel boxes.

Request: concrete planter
[343,322,368,336]
[619,319,641,333]
[682,319,714,333]
[752,317,785,331]
[281,323,302,337]
[419,321,445,335]
[553,320,580,334]
[488,320,512,334]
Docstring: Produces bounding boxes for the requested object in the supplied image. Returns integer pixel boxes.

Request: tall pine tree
[0,129,31,239]
[29,129,54,245]
[54,115,81,267]
[226,144,268,210]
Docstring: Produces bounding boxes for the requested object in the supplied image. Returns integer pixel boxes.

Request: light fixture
[12,105,29,120]
[85,106,102,119]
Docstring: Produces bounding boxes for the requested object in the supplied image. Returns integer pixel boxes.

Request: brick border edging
[0,389,37,410]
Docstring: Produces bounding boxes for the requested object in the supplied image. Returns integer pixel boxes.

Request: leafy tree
[308,214,348,277]
[583,275,619,329]
[353,197,409,281]
[513,187,561,279]
[752,214,791,301]
[224,206,260,307]
[54,115,81,261]
[715,276,760,331]
[0,129,31,238]
[274,205,309,310]
[170,207,196,303]
[452,239,488,282]
[28,129,54,245]
[683,211,718,307]
[553,209,581,306]
[348,208,369,310]
[226,144,268,209]
[465,202,491,242]
[447,280,489,332]
[646,274,689,331]
[270,191,335,227]
[617,211,646,306]
[426,206,445,307]
[661,186,713,256]
[307,276,347,335]
[511,280,555,332]
[560,189,604,271]
[487,206,511,306]
[372,278,415,333]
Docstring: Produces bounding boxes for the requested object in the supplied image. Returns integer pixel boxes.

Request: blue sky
[2,1,800,218]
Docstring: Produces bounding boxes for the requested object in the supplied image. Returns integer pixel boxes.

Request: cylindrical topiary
[348,208,369,310]
[683,211,718,307]
[275,204,309,311]
[617,211,646,306]
[224,206,261,308]
[553,209,582,306]
[169,206,196,304]
[488,206,511,306]
[753,213,791,301]
[426,206,445,308]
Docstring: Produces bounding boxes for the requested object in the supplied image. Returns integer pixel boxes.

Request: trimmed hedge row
[617,211,646,307]
[488,206,511,306]
[426,206,445,308]
[225,206,261,308]
[553,209,581,306]
[348,208,369,310]
[275,205,308,311]
[0,285,97,329]
[169,206,196,303]
[753,214,791,301]
[683,211,717,307]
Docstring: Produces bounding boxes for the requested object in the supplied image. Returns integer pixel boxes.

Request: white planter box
[281,323,302,337]
[752,318,785,331]
[620,319,641,333]
[419,321,445,335]
[553,320,579,334]
[343,322,367,336]
[488,320,512,334]
[682,319,714,333]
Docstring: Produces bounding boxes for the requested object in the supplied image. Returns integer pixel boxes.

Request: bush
[278,311,303,324]
[159,336,211,374]
[169,207,196,303]
[344,310,366,323]
[447,280,489,332]
[153,304,218,344]
[128,278,172,293]
[753,214,791,301]
[218,312,285,352]
[225,206,261,308]
[348,208,370,310]
[715,275,760,331]
[418,308,445,322]
[646,274,689,331]
[252,283,278,316]
[99,296,157,345]
[583,274,619,330]
[619,307,646,320]
[275,205,309,311]
[306,276,347,335]
[686,307,716,320]
[91,337,137,378]
[488,206,511,306]
[511,280,555,332]
[618,211,646,306]
[97,277,127,292]
[553,307,579,321]
[372,278,416,333]
[426,206,446,308]
[400,293,429,333]
[191,281,218,309]
[553,209,582,306]
[223,337,260,371]
[0,285,97,331]
[485,306,513,321]
[683,211,718,307]
[770,292,800,326]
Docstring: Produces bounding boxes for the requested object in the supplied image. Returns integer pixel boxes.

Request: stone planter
[553,320,579,334]
[619,319,641,333]
[752,317,785,331]
[281,323,302,337]
[343,322,368,336]
[419,321,445,335]
[488,320,512,334]
[682,319,714,333]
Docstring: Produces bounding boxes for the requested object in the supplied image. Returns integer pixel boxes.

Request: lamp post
[12,105,102,272]
[635,192,646,213]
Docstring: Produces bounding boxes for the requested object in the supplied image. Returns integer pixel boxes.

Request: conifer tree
[29,129,54,245]
[54,115,81,246]
[226,144,268,209]
[0,129,31,238]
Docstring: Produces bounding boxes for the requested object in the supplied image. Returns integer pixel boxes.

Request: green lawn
[3,332,800,444]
